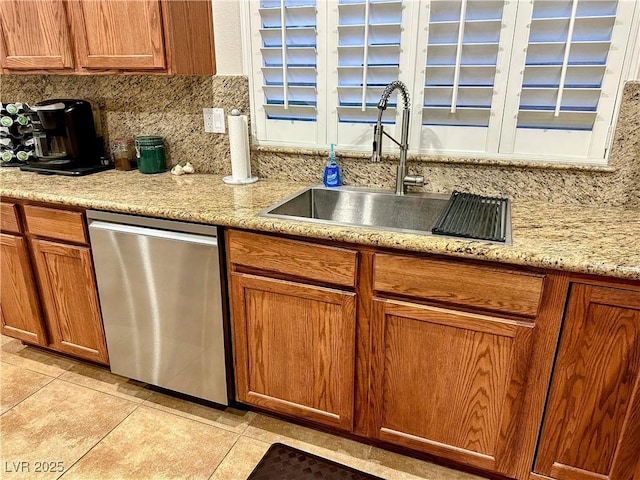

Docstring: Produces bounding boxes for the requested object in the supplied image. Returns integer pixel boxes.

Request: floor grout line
[139,399,254,435]
[55,375,151,405]
[0,373,55,416]
[56,403,143,480]
[0,343,78,378]
[206,435,243,480]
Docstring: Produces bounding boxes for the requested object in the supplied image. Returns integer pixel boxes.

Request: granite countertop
[1,169,639,281]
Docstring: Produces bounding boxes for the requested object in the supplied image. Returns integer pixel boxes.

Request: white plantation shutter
[499,0,638,161]
[245,0,639,163]
[249,0,326,145]
[328,0,413,149]
[335,0,403,124]
[413,0,516,153]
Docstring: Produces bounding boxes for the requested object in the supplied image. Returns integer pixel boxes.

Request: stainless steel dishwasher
[87,210,229,405]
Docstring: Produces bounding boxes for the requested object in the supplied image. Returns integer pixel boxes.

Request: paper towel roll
[228,113,251,181]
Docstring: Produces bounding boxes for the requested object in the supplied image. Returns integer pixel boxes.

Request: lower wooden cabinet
[30,238,108,365]
[0,200,108,365]
[0,233,47,345]
[226,229,640,480]
[369,298,536,476]
[230,272,356,431]
[534,283,640,480]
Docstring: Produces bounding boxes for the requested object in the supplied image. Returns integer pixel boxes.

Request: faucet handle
[371,123,383,162]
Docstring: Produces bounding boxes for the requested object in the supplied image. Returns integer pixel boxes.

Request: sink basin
[260,185,451,236]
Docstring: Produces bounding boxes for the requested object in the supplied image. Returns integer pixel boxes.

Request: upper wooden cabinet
[67,0,166,70]
[0,0,215,74]
[0,0,74,70]
[534,283,640,480]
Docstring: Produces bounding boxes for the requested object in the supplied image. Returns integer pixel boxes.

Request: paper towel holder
[223,109,258,185]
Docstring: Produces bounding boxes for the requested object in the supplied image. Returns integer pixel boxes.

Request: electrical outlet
[203,108,225,133]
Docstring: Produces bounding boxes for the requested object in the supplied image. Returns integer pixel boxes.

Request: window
[245,0,640,164]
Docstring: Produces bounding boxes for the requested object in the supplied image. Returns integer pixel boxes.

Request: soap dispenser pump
[323,143,341,187]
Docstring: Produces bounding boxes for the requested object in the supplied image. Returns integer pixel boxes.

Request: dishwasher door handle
[89,220,219,247]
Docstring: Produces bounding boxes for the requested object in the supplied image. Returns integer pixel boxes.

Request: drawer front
[1,202,22,234]
[374,253,544,318]
[23,205,87,244]
[228,230,358,288]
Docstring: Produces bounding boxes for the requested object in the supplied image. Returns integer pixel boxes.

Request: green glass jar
[135,136,166,174]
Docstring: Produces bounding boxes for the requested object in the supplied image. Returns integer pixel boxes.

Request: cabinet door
[369,298,535,477]
[68,0,165,70]
[30,238,108,364]
[534,284,640,480]
[0,0,74,70]
[231,273,356,431]
[0,233,47,345]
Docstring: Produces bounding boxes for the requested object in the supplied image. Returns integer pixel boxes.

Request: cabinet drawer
[23,205,87,244]
[1,202,22,234]
[228,230,358,288]
[373,253,544,318]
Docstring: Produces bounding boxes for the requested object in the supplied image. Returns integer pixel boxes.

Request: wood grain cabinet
[0,0,74,70]
[368,253,567,480]
[0,0,215,74]
[0,230,48,345]
[227,228,640,480]
[0,200,108,365]
[227,230,359,431]
[534,283,640,480]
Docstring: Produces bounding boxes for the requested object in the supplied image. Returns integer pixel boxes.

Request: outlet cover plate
[203,108,225,133]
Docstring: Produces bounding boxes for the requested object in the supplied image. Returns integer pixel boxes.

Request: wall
[255,82,640,207]
[211,0,244,75]
[0,75,250,175]
[1,74,638,206]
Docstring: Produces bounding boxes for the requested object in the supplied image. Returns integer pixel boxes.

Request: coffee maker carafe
[20,99,111,176]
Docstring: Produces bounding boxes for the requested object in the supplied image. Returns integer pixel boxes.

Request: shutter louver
[337,0,403,124]
[259,0,318,122]
[423,0,506,128]
[517,0,617,131]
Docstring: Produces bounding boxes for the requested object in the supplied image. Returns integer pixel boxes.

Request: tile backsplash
[1,75,638,206]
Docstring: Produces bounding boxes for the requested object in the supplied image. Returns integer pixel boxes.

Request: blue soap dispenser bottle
[323,143,341,187]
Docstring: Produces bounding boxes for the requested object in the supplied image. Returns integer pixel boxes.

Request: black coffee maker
[20,99,112,176]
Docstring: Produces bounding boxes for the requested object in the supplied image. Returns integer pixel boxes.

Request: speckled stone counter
[1,169,639,281]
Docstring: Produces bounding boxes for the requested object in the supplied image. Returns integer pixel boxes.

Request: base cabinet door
[30,238,108,364]
[534,284,640,480]
[231,272,356,431]
[0,233,47,345]
[369,298,536,478]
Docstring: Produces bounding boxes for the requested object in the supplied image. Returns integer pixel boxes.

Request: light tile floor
[0,335,486,480]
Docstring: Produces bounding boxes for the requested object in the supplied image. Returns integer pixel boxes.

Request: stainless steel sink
[260,185,452,236]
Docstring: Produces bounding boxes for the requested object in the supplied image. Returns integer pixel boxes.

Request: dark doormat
[247,443,385,480]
